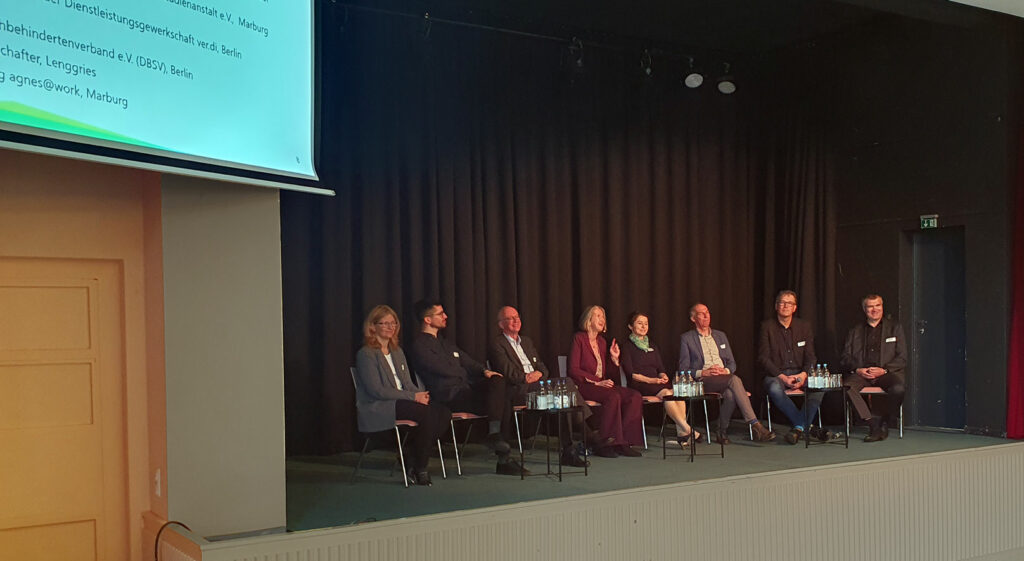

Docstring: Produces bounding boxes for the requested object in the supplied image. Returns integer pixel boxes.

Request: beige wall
[161,175,286,537]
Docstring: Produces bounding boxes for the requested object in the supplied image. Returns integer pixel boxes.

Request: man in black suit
[758,290,832,444]
[841,294,907,442]
[408,299,528,475]
[487,305,589,467]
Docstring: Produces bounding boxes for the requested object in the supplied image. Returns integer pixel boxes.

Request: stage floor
[285,424,1007,532]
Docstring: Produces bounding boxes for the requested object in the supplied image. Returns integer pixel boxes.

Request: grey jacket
[353,345,421,433]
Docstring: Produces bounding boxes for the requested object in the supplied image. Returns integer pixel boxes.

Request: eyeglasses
[777,301,797,308]
[502,316,521,322]
[375,321,398,328]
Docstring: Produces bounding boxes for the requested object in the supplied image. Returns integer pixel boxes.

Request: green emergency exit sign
[920,214,938,229]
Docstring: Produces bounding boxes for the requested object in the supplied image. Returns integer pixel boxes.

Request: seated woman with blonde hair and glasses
[354,305,450,486]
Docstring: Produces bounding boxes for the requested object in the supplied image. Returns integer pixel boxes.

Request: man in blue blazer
[678,303,775,443]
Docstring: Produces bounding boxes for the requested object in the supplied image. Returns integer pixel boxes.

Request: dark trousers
[394,399,451,471]
[445,375,510,430]
[846,373,905,426]
[577,383,644,447]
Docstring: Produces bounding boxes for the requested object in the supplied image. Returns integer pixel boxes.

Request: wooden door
[0,258,128,561]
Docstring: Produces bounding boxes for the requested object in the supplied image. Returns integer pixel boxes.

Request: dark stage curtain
[282,9,837,455]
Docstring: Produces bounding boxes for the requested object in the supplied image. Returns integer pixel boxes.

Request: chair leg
[765,396,773,432]
[899,404,904,438]
[845,395,851,436]
[450,420,463,476]
[350,438,371,484]
[437,439,447,479]
[514,410,523,454]
[702,400,711,443]
[395,426,409,488]
[642,417,648,449]
[389,430,412,477]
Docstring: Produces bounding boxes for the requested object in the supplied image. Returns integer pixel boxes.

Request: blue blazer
[678,329,737,374]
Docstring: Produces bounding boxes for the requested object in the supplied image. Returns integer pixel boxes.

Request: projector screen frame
[0,0,330,195]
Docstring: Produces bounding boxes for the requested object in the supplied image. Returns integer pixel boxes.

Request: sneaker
[809,426,835,442]
[484,433,511,455]
[751,421,777,442]
[784,428,804,445]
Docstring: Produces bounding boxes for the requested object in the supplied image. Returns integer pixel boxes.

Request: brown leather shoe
[714,432,732,445]
[751,421,777,442]
[864,426,889,443]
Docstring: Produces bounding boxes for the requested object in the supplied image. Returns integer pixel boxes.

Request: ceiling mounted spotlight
[717,62,736,95]
[640,49,653,78]
[683,57,703,88]
[420,12,432,40]
[567,37,584,71]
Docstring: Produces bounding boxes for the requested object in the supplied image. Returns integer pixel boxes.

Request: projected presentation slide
[0,0,316,178]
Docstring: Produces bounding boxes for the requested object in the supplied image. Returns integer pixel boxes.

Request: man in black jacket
[758,290,831,444]
[487,305,589,467]
[408,299,527,475]
[841,294,907,442]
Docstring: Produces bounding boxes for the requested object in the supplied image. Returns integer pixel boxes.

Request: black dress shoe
[618,445,642,457]
[784,428,803,445]
[496,458,532,476]
[715,432,732,445]
[407,469,432,486]
[595,446,619,458]
[560,450,590,467]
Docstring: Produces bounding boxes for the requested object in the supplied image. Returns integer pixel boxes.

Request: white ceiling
[950,0,1024,19]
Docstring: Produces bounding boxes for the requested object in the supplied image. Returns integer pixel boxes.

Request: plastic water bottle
[537,380,549,410]
[560,380,570,408]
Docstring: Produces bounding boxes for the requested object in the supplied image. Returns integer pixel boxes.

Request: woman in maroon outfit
[621,311,697,447]
[568,305,644,458]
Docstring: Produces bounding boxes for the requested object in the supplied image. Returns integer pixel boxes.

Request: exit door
[909,227,966,430]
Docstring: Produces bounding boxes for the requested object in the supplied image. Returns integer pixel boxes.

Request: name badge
[720,344,726,349]
[400,364,405,371]
[453,351,460,357]
[797,340,806,347]
[532,357,537,363]
[885,337,897,343]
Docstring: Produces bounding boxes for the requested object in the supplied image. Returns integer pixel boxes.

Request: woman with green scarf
[621,311,698,447]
